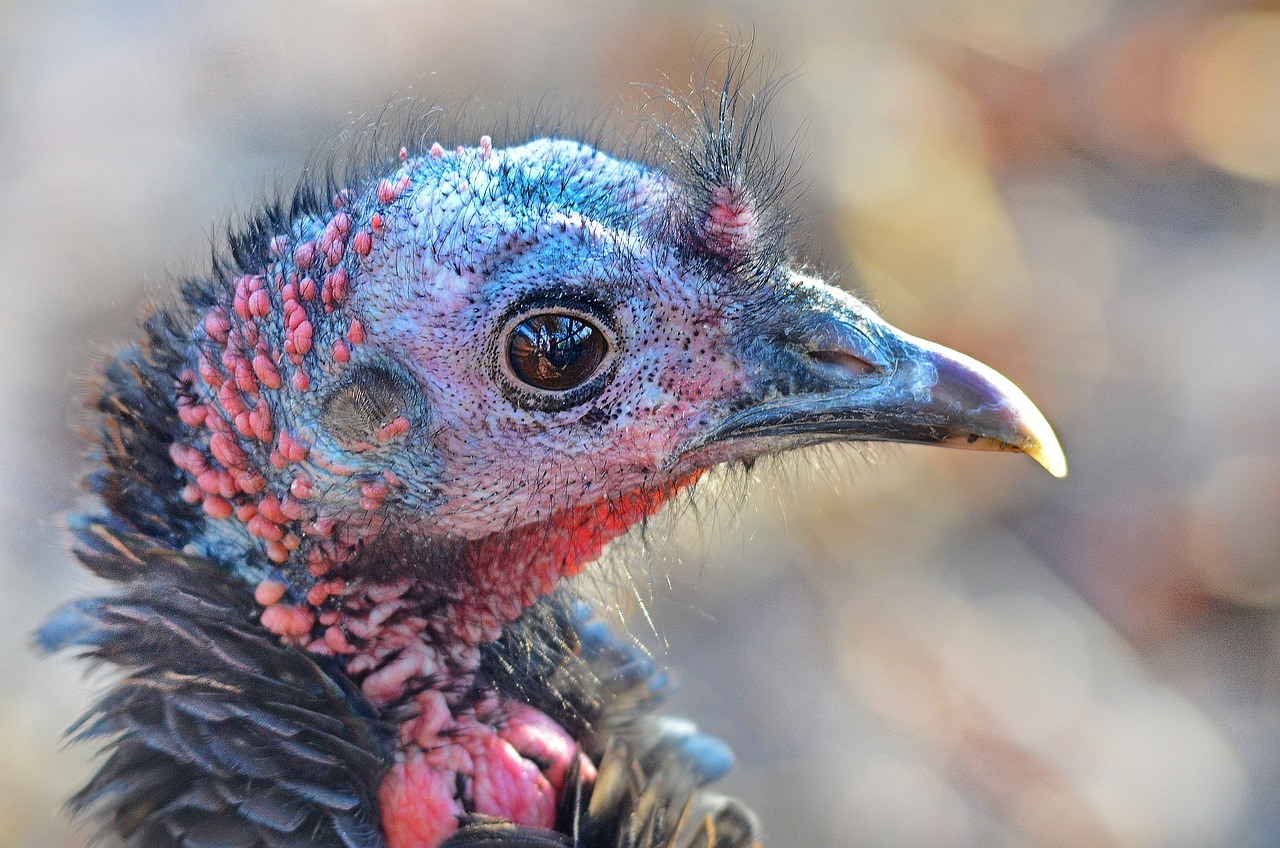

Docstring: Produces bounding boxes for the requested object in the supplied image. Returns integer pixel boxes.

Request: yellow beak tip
[1028,441,1068,478]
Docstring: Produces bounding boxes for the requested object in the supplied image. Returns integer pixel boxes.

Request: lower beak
[681,291,1067,478]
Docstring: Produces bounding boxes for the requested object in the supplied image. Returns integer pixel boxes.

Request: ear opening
[321,359,426,449]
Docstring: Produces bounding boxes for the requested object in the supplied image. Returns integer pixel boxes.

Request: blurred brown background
[3,0,1279,846]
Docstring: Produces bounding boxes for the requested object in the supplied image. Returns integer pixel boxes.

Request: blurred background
[3,0,1279,846]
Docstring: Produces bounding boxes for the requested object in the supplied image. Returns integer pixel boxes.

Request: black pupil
[508,313,606,391]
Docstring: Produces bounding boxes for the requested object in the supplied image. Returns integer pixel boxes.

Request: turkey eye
[507,313,608,392]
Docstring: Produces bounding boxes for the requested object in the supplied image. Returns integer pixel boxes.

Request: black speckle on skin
[578,407,611,428]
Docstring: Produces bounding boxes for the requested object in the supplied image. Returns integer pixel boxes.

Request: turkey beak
[686,286,1067,478]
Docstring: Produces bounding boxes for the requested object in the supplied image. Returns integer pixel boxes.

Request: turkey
[39,62,1065,848]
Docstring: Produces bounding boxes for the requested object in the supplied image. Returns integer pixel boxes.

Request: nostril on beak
[805,349,877,379]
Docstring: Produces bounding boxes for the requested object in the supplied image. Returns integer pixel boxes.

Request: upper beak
[680,281,1067,478]
[898,335,1067,477]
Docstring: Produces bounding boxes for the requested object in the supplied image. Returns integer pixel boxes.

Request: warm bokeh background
[3,1,1279,846]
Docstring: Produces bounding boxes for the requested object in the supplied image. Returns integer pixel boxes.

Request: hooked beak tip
[920,338,1067,478]
[1026,431,1068,478]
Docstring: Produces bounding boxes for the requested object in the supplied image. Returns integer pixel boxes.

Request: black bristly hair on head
[643,37,811,284]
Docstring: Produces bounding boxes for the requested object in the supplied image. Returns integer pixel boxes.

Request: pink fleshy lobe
[499,702,583,794]
[259,603,315,638]
[253,579,287,606]
[361,644,429,705]
[470,733,555,830]
[701,183,758,261]
[379,699,577,847]
[380,754,464,848]
[403,689,453,748]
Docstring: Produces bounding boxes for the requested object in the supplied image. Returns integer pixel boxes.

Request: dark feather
[41,518,395,848]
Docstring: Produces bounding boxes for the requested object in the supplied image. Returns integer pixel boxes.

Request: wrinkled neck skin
[202,459,693,848]
[265,481,690,848]
[262,478,699,847]
[253,479,692,694]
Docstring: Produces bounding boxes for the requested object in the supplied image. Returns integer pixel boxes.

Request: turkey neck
[250,476,696,708]
[246,479,695,848]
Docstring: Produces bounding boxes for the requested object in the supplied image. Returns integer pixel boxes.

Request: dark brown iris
[507,312,608,391]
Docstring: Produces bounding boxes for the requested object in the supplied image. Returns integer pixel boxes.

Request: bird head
[341,136,1065,538]
[107,95,1063,654]
[72,74,1069,848]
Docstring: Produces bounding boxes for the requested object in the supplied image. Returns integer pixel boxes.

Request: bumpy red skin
[167,135,746,848]
[286,480,694,847]
[239,476,692,846]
